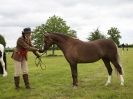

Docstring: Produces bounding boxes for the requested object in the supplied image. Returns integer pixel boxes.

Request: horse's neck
[57,42,67,51]
[53,35,68,53]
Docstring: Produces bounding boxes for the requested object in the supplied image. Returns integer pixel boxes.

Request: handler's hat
[22,27,32,34]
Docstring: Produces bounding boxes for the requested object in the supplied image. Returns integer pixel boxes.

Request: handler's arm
[17,38,39,51]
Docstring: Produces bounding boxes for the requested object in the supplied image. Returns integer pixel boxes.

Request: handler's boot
[14,76,20,89]
[23,74,31,89]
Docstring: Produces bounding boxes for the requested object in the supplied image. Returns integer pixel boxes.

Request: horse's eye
[44,43,46,47]
[44,40,47,43]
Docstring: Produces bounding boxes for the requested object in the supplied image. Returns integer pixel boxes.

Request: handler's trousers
[14,59,28,76]
[14,59,30,89]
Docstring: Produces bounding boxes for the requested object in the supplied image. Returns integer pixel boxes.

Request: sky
[0,0,133,47]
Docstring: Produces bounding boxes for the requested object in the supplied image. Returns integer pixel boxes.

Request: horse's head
[43,33,54,51]
[42,33,68,53]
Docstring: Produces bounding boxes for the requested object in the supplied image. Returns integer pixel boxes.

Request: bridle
[35,37,52,70]
[35,51,47,70]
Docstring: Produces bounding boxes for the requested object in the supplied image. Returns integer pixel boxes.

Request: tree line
[88,27,121,46]
[0,15,132,54]
[33,15,122,47]
[32,15,123,55]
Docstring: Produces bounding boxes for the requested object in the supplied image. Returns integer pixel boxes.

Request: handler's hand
[36,54,40,58]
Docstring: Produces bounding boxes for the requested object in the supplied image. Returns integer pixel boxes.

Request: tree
[68,29,77,38]
[0,34,6,47]
[33,15,77,55]
[87,28,106,41]
[32,25,45,48]
[107,27,121,46]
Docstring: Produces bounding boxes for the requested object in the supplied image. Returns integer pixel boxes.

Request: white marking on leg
[2,65,7,77]
[3,71,7,77]
[0,59,7,77]
[3,68,7,77]
[105,75,111,86]
[73,86,77,89]
[120,75,124,86]
[0,44,7,77]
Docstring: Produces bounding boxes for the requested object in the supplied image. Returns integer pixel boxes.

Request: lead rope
[35,52,47,70]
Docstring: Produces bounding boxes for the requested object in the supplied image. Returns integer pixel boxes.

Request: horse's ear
[44,33,49,38]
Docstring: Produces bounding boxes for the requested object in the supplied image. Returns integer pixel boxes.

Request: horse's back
[79,39,117,54]
[94,39,118,59]
[95,39,117,50]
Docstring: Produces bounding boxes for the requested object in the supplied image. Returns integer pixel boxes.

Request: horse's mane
[51,33,71,40]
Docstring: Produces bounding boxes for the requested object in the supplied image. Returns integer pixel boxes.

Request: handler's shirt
[12,36,39,61]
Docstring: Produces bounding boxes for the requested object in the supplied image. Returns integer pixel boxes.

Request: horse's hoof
[3,72,7,77]
[105,84,108,86]
[73,85,78,89]
[105,82,111,86]
[120,83,124,86]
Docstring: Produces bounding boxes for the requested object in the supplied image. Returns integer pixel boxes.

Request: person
[126,43,128,51]
[121,43,125,51]
[12,27,43,89]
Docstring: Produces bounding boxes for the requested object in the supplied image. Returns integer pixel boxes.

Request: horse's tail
[116,44,124,75]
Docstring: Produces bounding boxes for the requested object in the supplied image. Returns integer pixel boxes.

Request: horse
[0,44,7,77]
[42,33,124,87]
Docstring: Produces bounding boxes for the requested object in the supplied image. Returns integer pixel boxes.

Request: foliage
[33,15,77,55]
[88,28,106,41]
[67,29,77,38]
[44,15,69,33]
[87,27,122,46]
[107,27,121,46]
[32,25,45,48]
[0,34,6,47]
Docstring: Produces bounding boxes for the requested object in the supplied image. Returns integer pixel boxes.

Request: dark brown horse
[42,33,124,87]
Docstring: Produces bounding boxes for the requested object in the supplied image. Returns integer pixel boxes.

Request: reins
[35,52,47,70]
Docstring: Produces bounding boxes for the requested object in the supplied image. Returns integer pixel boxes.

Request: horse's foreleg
[102,58,112,86]
[0,59,7,77]
[70,63,78,87]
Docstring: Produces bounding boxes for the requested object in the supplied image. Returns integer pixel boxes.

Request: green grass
[0,49,133,99]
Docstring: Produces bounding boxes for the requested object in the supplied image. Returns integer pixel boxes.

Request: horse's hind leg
[102,58,112,86]
[111,60,124,86]
[0,58,7,77]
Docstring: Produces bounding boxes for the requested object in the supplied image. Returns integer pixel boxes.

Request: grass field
[0,48,133,99]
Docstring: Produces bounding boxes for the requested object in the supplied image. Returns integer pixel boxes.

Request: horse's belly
[77,56,101,63]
